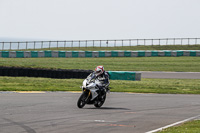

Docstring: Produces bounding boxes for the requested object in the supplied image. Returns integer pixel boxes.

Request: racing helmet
[95,65,104,76]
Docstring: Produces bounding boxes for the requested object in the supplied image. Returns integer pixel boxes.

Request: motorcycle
[77,73,107,108]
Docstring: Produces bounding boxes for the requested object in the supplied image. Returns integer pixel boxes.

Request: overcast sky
[0,0,200,41]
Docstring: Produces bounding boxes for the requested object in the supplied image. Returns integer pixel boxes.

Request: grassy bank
[158,120,200,133]
[1,77,200,94]
[0,57,200,72]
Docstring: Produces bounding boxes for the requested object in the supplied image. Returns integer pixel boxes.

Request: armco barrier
[45,51,52,57]
[9,51,16,58]
[2,51,9,57]
[108,71,141,81]
[24,51,31,58]
[124,51,131,57]
[52,51,58,57]
[85,51,92,57]
[66,51,72,57]
[38,51,44,57]
[197,51,200,56]
[78,51,85,57]
[138,51,145,57]
[72,51,79,57]
[131,51,138,57]
[105,51,111,57]
[58,51,66,57]
[111,51,118,57]
[190,51,196,56]
[92,51,99,57]
[1,50,200,58]
[99,51,105,57]
[31,51,38,57]
[164,51,171,56]
[16,51,24,58]
[152,51,158,56]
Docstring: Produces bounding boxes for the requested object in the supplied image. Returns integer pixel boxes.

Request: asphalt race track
[0,92,200,133]
[140,71,200,79]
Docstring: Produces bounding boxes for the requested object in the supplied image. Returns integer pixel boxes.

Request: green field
[158,120,200,133]
[1,46,200,93]
[0,57,200,72]
[1,77,200,94]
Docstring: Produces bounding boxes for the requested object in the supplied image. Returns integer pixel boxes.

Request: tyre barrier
[0,50,200,58]
[0,67,92,79]
[0,67,141,81]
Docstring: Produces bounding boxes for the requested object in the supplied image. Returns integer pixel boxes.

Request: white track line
[80,120,117,123]
[146,114,200,133]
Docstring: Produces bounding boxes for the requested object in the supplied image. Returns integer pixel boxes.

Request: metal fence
[0,38,199,50]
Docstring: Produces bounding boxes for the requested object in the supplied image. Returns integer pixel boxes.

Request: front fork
[83,88,91,102]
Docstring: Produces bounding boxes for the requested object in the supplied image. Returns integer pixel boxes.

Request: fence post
[64,41,66,49]
[166,38,168,45]
[34,42,36,49]
[159,39,160,46]
[174,38,175,45]
[181,38,183,45]
[122,40,123,47]
[57,41,58,49]
[72,41,73,48]
[41,41,43,49]
[18,42,20,50]
[195,38,197,45]
[188,38,190,45]
[26,42,28,50]
[152,39,153,46]
[137,39,139,46]
[79,41,80,48]
[10,42,12,50]
[93,40,95,48]
[2,42,4,50]
[129,39,131,47]
[144,39,146,46]
[49,41,51,49]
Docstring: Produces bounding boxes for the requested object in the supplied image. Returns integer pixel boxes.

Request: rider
[87,65,110,92]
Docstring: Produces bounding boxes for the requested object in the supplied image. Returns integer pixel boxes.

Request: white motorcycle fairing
[77,74,107,108]
[82,79,99,101]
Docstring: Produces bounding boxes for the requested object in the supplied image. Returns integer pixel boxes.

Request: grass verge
[1,77,200,94]
[0,57,200,72]
[158,120,200,133]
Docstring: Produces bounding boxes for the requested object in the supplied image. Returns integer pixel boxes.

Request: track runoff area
[1,52,200,132]
[0,92,200,133]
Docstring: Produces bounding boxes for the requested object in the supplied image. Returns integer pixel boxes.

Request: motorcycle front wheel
[77,91,89,108]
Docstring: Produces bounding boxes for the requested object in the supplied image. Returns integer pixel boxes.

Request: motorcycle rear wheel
[94,93,106,108]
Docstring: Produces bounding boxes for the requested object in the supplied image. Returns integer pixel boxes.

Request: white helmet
[95,65,104,76]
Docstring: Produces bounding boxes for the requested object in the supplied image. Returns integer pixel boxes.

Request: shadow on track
[85,107,130,110]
